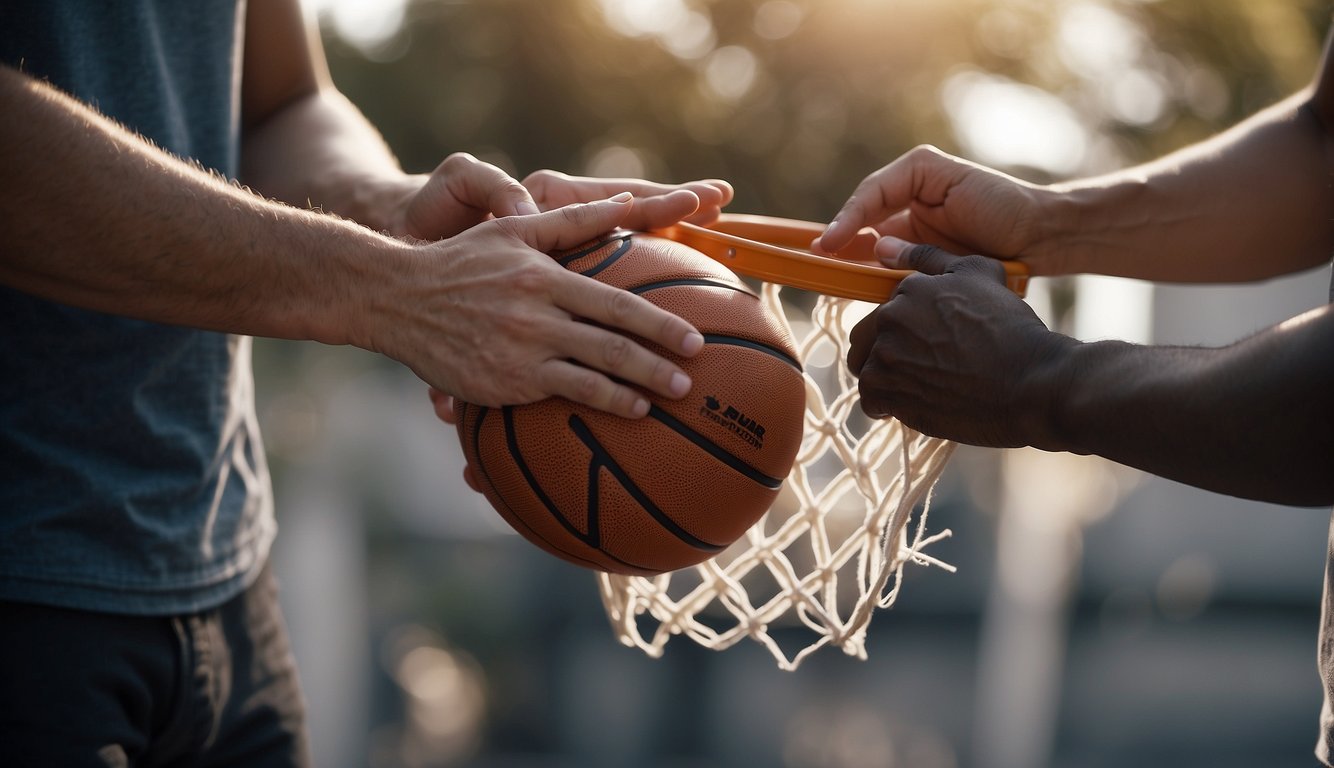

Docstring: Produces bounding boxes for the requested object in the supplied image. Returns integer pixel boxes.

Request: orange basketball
[453,231,806,576]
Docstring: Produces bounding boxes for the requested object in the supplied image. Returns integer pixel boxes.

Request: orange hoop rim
[654,213,1028,302]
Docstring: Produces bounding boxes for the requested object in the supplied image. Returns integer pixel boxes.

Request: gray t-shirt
[0,0,275,614]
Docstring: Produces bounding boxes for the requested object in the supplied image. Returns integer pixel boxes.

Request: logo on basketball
[699,395,765,450]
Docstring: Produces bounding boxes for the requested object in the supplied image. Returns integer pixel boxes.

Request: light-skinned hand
[372,193,702,423]
[818,145,1061,273]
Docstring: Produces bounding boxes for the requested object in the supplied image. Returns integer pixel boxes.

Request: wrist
[294,214,417,351]
[1023,184,1099,276]
[1017,331,1087,453]
[323,171,424,234]
[1038,175,1155,276]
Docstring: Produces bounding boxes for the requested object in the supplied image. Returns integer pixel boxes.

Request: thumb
[515,192,634,253]
[876,236,967,275]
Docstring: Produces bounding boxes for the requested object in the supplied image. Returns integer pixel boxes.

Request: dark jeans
[0,564,311,767]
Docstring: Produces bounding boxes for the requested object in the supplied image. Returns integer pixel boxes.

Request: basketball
[453,231,806,576]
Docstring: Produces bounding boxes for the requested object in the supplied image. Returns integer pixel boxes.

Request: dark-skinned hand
[848,238,1073,449]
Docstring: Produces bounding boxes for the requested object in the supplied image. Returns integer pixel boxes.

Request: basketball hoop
[596,215,1027,670]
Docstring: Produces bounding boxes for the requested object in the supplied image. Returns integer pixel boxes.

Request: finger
[539,359,654,419]
[428,387,457,424]
[439,152,538,218]
[885,241,968,276]
[555,318,696,402]
[819,176,890,254]
[551,268,704,359]
[600,180,722,223]
[885,239,1010,285]
[678,179,734,220]
[622,189,701,231]
[877,207,978,257]
[819,145,958,254]
[847,310,879,374]
[857,376,898,421]
[405,154,537,239]
[507,194,634,253]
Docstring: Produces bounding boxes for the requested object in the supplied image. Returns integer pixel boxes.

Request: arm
[849,246,1334,507]
[821,27,1334,282]
[0,65,700,417]
[0,63,374,345]
[1050,305,1334,504]
[237,0,733,238]
[1045,78,1334,281]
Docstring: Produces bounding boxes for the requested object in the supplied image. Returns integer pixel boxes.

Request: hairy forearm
[240,87,419,231]
[1038,88,1334,282]
[0,65,407,346]
[1044,305,1334,505]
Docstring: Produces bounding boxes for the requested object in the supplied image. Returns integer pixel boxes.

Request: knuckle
[494,310,531,338]
[604,288,637,324]
[907,143,942,161]
[522,168,560,187]
[602,333,632,368]
[895,271,929,294]
[906,243,943,266]
[510,260,551,293]
[489,214,525,239]
[572,368,602,402]
[874,302,903,332]
[559,202,590,227]
[961,253,1006,280]
[441,151,477,170]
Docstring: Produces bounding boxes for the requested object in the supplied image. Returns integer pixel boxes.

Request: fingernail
[630,397,650,418]
[669,371,692,397]
[681,331,704,355]
[517,201,540,216]
[610,191,633,203]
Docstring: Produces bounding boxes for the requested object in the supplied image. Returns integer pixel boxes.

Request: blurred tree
[316,0,1329,221]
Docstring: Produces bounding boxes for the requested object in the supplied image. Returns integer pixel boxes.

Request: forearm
[236,0,418,231]
[1044,305,1334,505]
[240,87,419,231]
[1035,88,1334,281]
[0,65,406,347]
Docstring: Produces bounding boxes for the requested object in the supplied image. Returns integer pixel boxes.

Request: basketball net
[598,284,957,670]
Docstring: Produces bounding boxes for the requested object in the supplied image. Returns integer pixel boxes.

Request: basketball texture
[454,232,805,575]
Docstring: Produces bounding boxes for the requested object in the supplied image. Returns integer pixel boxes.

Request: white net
[598,283,958,671]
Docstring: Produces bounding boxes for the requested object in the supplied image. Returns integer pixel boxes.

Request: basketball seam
[629,277,754,297]
[501,406,660,573]
[568,414,727,552]
[648,404,784,490]
[556,234,631,276]
[468,405,617,572]
[701,334,802,372]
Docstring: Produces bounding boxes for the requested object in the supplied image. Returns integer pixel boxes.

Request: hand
[388,152,539,241]
[818,145,1055,272]
[523,169,734,230]
[848,241,1072,448]
[373,193,703,421]
[386,154,734,239]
